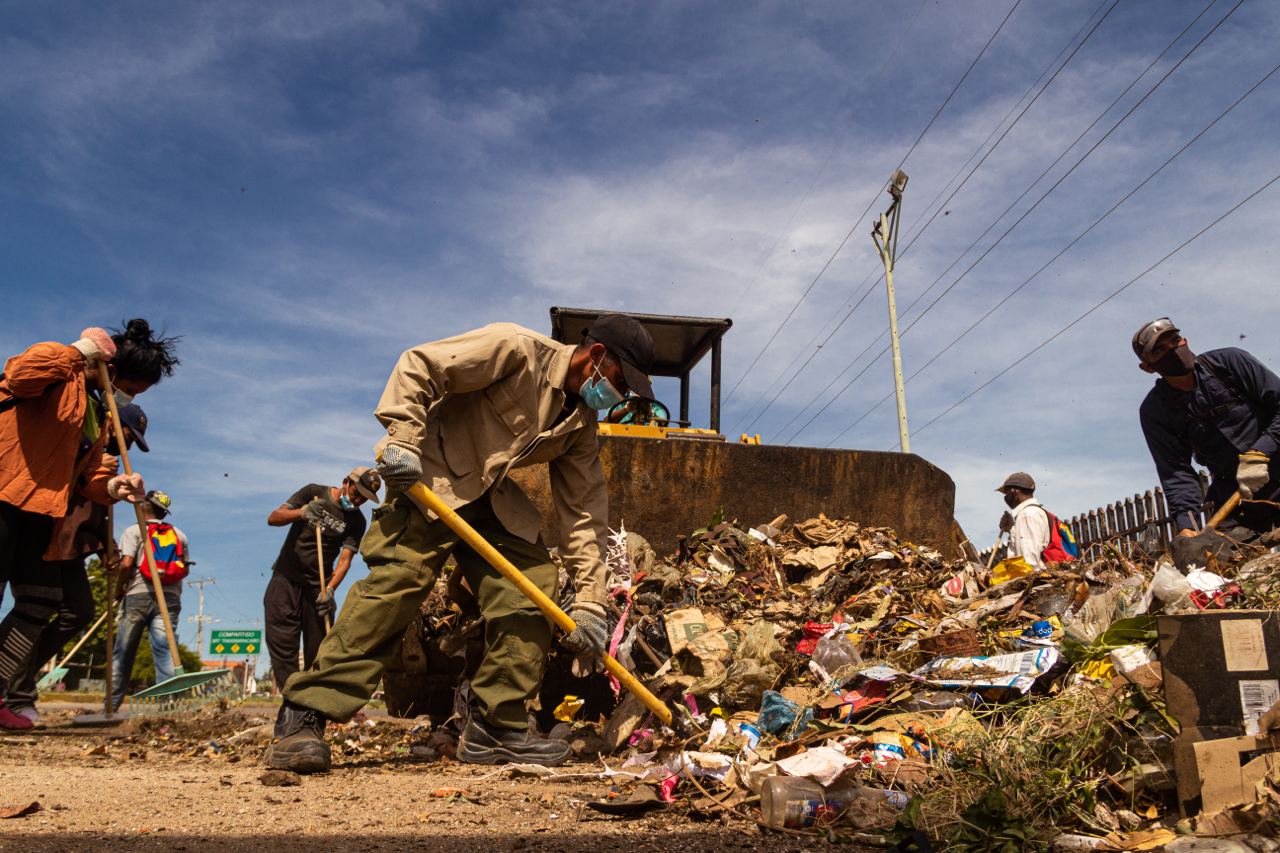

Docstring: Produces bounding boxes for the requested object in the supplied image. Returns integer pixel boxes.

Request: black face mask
[1003,492,1021,509]
[1153,344,1196,378]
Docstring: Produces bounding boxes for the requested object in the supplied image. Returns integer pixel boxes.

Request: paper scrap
[1220,618,1268,672]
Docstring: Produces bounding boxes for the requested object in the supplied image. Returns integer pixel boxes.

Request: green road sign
[209,628,263,656]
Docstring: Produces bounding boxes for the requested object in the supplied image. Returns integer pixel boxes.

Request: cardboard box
[1158,611,1280,735]
[1191,732,1280,814]
[1160,611,1280,816]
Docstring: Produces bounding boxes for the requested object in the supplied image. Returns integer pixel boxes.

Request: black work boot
[265,702,331,773]
[457,715,571,766]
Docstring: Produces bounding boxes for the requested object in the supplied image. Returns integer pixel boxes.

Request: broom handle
[95,361,184,675]
[103,502,115,714]
[314,524,331,633]
[51,608,110,671]
[986,531,1006,570]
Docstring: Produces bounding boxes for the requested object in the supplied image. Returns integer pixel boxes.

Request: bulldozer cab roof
[548,307,731,377]
[549,307,732,432]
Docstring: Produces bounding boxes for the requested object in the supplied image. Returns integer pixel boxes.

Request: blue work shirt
[1139,347,1280,531]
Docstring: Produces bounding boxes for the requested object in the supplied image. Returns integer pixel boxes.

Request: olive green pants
[284,493,557,730]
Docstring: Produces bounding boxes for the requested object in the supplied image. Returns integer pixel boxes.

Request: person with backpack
[997,472,1078,568]
[1134,318,1280,542]
[108,490,190,711]
[0,319,178,729]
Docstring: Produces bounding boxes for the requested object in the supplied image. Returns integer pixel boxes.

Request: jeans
[111,591,181,710]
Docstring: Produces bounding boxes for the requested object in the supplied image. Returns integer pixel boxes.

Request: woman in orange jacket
[0,319,178,728]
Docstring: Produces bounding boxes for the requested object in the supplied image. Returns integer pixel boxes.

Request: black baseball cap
[584,314,655,400]
[117,404,150,453]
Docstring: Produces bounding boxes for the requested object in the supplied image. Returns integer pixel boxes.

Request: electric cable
[782,0,1245,444]
[738,0,1113,434]
[762,0,1128,439]
[906,171,1280,440]
[722,0,1024,406]
[825,57,1280,448]
[725,0,931,321]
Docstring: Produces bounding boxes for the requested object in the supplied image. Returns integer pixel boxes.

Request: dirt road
[0,703,860,852]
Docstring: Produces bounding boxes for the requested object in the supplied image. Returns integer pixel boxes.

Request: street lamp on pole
[872,169,911,453]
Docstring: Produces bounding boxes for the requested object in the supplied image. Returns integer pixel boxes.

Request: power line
[725,0,932,321]
[784,0,1244,444]
[827,56,1280,447]
[741,0,1092,432]
[757,0,1121,438]
[905,171,1280,439]
[722,0,1024,407]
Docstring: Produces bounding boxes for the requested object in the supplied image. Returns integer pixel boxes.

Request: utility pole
[872,169,911,453]
[186,577,218,657]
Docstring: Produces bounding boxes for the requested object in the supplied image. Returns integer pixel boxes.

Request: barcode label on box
[1239,680,1280,735]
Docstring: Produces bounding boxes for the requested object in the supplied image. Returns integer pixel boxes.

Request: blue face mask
[339,494,355,511]
[579,361,625,411]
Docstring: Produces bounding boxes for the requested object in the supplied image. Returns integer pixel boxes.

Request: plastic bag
[722,620,783,710]
[809,628,863,686]
[756,689,813,738]
[1150,558,1194,612]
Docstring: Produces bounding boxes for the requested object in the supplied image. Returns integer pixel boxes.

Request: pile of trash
[409,510,1280,850]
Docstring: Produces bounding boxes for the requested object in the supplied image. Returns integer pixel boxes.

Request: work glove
[563,601,610,677]
[303,498,346,535]
[71,327,116,364]
[998,511,1014,533]
[315,587,335,618]
[1238,450,1271,500]
[376,444,423,493]
[106,472,145,502]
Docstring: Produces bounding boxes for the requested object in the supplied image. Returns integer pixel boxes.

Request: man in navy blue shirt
[1135,317,1280,542]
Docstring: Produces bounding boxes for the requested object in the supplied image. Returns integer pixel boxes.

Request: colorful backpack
[1041,509,1080,563]
[141,521,189,585]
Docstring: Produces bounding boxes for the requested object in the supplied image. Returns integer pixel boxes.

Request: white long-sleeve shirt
[1008,498,1050,569]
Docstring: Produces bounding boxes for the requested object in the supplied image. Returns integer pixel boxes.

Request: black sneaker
[457,716,571,766]
[265,702,331,773]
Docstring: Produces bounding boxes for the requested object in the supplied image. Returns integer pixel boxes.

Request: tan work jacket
[374,323,609,605]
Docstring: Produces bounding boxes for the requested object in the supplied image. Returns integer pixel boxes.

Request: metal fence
[979,473,1210,563]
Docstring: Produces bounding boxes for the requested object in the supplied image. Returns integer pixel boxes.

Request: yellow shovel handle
[407,482,672,727]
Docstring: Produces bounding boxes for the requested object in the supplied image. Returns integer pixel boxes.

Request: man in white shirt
[109,490,189,712]
[996,472,1049,569]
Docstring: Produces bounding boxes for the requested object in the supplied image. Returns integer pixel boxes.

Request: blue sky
[2,0,1278,671]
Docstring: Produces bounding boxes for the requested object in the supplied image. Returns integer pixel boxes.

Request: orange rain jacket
[0,342,116,527]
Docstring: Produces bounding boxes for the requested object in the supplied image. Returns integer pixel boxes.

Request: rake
[96,361,234,716]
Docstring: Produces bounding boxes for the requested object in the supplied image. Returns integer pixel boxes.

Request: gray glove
[302,498,346,535]
[376,445,423,493]
[315,587,335,618]
[561,601,609,658]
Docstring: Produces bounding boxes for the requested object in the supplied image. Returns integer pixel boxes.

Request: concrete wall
[511,437,958,557]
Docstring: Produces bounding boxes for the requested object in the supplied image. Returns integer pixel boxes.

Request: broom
[95,361,232,716]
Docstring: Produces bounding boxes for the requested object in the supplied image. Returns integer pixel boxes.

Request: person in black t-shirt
[264,467,380,691]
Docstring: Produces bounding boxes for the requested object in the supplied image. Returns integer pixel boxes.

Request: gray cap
[1132,317,1180,362]
[347,467,382,502]
[996,472,1036,492]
